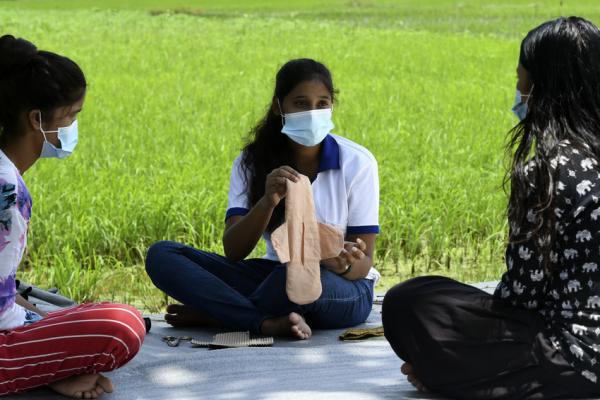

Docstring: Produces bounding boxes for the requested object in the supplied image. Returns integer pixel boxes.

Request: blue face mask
[511,88,532,121]
[279,103,334,147]
[38,112,78,159]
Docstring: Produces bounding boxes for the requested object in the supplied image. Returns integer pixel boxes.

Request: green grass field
[2,0,599,312]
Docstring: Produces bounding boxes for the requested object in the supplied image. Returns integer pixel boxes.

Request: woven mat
[191,331,274,349]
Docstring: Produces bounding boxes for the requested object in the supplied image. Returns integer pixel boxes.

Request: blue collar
[318,135,341,172]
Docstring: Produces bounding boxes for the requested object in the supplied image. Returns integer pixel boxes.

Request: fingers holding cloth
[264,166,300,207]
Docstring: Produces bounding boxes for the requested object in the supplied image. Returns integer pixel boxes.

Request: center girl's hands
[262,166,300,208]
[322,238,367,275]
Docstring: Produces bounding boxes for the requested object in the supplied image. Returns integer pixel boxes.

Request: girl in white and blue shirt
[146,58,380,339]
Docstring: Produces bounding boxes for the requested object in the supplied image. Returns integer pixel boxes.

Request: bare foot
[49,373,113,399]
[164,304,222,328]
[401,363,428,392]
[260,312,312,340]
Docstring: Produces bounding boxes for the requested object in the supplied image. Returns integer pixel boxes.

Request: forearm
[223,196,275,261]
[322,248,374,281]
[15,294,47,317]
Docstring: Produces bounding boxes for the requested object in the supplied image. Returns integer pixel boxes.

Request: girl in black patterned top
[382,17,600,399]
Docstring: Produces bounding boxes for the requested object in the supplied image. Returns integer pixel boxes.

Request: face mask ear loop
[38,112,49,142]
[522,84,535,106]
[277,98,285,127]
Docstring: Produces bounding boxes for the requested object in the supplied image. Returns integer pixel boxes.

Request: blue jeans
[145,240,374,334]
[24,309,43,325]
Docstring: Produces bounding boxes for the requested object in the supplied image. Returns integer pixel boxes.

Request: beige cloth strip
[271,174,344,305]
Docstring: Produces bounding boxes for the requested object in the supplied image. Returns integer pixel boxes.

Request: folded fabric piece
[338,326,385,341]
[191,331,274,349]
[271,174,344,305]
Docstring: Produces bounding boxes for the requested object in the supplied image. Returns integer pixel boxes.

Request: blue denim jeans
[145,240,374,334]
[23,309,43,325]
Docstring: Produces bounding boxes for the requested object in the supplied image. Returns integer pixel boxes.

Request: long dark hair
[505,17,600,271]
[241,58,336,232]
[0,35,86,145]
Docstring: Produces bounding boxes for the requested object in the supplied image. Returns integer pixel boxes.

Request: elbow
[222,225,253,262]
[222,238,243,262]
[223,248,243,262]
[222,228,238,261]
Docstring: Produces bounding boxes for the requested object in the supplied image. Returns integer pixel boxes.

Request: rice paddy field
[3,0,600,312]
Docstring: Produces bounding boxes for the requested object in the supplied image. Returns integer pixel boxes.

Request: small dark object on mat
[161,335,192,347]
[144,317,152,333]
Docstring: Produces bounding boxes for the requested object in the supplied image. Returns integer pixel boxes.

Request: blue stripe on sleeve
[346,225,380,234]
[225,207,249,221]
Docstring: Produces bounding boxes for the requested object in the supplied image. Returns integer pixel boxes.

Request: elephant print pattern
[495,141,600,384]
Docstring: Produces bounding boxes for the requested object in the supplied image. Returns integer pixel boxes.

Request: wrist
[258,195,277,211]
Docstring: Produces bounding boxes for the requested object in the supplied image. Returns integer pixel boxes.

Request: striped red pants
[0,302,145,396]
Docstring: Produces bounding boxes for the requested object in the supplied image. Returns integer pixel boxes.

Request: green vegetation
[2,0,597,311]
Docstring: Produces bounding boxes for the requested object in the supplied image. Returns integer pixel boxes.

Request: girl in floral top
[382,17,600,399]
[0,35,145,399]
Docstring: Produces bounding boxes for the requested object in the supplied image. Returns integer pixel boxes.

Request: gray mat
[11,306,432,400]
[6,283,502,399]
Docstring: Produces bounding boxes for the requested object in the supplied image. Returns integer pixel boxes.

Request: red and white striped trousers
[0,302,146,396]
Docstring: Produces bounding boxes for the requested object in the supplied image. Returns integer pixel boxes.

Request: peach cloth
[271,174,344,305]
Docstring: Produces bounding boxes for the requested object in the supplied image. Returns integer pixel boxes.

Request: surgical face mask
[279,101,334,147]
[38,112,78,159]
[511,87,533,121]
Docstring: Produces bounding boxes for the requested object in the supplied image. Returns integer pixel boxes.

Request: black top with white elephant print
[495,141,600,384]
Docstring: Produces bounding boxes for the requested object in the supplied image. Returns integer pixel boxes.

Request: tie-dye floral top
[0,149,29,330]
[495,141,600,384]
